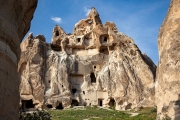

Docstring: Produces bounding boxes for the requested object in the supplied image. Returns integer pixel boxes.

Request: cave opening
[99,47,109,55]
[98,99,103,106]
[125,103,132,110]
[90,72,96,83]
[55,31,59,36]
[77,38,81,43]
[22,99,35,109]
[50,44,62,51]
[47,104,53,108]
[71,99,79,106]
[56,103,63,109]
[72,88,77,94]
[118,100,123,105]
[104,37,107,42]
[108,98,115,107]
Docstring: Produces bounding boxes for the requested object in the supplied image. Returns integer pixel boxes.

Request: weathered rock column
[0,0,37,119]
[156,0,180,119]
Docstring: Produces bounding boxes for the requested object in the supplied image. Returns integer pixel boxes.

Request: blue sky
[27,0,170,64]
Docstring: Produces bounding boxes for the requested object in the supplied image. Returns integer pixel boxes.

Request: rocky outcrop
[19,7,156,111]
[0,0,37,119]
[156,0,180,119]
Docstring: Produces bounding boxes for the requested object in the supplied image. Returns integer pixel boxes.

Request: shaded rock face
[156,0,180,119]
[0,0,37,119]
[19,7,156,111]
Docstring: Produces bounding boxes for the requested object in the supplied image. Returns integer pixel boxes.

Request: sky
[26,0,170,65]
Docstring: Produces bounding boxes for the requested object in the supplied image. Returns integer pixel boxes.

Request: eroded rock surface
[0,0,37,119]
[19,7,156,111]
[156,0,180,119]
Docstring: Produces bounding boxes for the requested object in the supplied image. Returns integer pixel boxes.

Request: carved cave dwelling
[19,7,156,111]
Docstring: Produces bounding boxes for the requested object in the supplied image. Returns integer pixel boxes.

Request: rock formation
[156,0,180,119]
[0,0,37,119]
[19,7,156,111]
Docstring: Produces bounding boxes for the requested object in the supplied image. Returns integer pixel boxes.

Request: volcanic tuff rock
[0,0,37,119]
[156,0,180,119]
[19,7,156,111]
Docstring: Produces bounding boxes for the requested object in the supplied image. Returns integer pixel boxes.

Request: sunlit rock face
[156,0,180,119]
[0,0,37,119]
[19,7,156,111]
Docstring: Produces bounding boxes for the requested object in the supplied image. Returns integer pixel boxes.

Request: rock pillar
[0,0,37,119]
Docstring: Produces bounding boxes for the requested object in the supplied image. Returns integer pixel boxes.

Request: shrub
[19,110,51,120]
[150,108,157,113]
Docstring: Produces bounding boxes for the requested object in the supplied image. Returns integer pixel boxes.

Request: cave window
[83,91,85,95]
[77,38,81,43]
[47,105,53,108]
[94,66,96,69]
[55,31,59,36]
[72,88,77,94]
[49,80,50,83]
[104,37,107,42]
[56,103,63,109]
[90,73,96,83]
[62,85,63,87]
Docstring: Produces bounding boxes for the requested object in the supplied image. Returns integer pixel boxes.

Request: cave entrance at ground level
[56,103,63,109]
[47,104,53,108]
[22,99,35,110]
[125,103,132,110]
[71,99,79,106]
[98,99,103,106]
[108,98,115,107]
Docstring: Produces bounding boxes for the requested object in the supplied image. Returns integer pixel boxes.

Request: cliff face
[0,0,37,119]
[19,7,156,111]
[156,0,180,119]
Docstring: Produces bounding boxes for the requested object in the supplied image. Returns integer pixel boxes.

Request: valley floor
[48,106,157,120]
